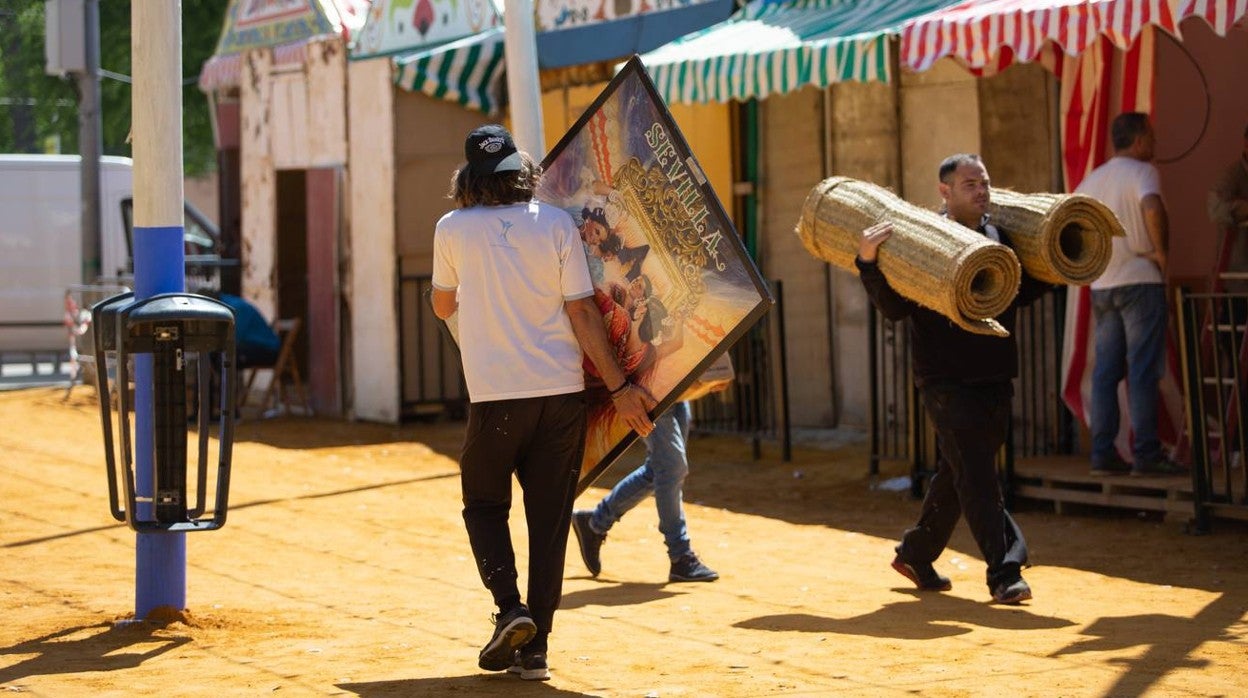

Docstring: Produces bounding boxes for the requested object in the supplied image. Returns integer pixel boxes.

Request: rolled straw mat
[796,177,1021,337]
[988,189,1124,286]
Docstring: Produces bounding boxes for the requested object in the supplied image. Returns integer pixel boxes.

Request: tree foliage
[0,0,228,177]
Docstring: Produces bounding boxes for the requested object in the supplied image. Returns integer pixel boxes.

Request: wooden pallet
[1012,456,1195,516]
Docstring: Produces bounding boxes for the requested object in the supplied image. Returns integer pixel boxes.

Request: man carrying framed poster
[429,57,770,680]
[432,124,655,681]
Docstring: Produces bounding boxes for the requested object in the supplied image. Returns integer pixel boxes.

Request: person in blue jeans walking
[571,400,719,582]
[1076,112,1184,477]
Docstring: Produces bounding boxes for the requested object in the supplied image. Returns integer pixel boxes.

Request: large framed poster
[537,56,772,492]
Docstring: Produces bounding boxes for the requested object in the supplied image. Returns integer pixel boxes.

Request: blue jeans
[590,401,692,560]
[1090,283,1167,463]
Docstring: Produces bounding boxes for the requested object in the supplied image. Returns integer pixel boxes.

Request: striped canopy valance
[393,28,508,115]
[637,0,964,105]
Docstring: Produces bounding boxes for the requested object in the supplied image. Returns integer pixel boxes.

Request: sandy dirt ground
[1,386,1246,697]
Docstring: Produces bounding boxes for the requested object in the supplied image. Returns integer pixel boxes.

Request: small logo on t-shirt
[493,218,516,248]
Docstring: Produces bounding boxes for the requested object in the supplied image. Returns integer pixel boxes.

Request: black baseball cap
[465,124,523,176]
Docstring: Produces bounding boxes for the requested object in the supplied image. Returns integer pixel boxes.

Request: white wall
[346,58,400,423]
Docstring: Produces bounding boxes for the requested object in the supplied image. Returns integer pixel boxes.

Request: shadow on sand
[0,621,190,688]
[738,591,1075,641]
[338,674,594,697]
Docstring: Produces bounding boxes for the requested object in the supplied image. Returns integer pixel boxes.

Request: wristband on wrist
[609,380,631,397]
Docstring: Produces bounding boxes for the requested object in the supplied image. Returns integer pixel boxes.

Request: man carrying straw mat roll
[855,155,1055,605]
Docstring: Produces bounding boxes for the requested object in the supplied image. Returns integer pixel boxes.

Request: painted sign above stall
[536,0,717,32]
[214,0,338,56]
[350,0,503,59]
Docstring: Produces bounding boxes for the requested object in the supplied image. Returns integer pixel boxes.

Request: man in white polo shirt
[431,124,654,681]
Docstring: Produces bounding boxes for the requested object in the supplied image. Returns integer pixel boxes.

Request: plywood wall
[978,62,1058,194]
[239,38,350,322]
[899,58,981,208]
[240,49,277,320]
[540,82,736,214]
[827,79,902,427]
[760,88,835,427]
[391,91,490,409]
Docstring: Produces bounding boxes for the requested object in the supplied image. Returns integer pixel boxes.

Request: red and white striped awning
[198,0,372,93]
[900,0,1248,72]
[199,42,311,92]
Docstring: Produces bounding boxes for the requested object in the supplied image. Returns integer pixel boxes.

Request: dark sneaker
[1131,457,1186,477]
[507,649,551,681]
[991,578,1033,604]
[1090,453,1132,477]
[891,556,952,592]
[478,606,536,671]
[571,510,605,577]
[669,551,719,582]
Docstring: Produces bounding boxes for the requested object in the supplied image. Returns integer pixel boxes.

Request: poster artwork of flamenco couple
[445,57,772,491]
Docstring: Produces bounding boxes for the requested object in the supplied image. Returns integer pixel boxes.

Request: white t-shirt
[432,201,595,402]
[1076,156,1165,289]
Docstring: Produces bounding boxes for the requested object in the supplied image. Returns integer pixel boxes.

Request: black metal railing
[1175,287,1248,532]
[397,274,468,419]
[1011,286,1078,457]
[869,287,1075,498]
[690,279,792,461]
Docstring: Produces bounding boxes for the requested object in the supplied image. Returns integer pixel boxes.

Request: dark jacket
[855,225,1052,388]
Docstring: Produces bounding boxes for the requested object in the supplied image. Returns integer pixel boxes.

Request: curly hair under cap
[449,153,542,208]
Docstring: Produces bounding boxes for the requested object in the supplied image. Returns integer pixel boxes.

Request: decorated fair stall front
[200,0,369,92]
[349,0,503,60]
[631,0,1247,456]
[200,0,371,417]
[900,0,1248,464]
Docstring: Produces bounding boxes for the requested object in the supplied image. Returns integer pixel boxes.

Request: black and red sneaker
[891,556,952,592]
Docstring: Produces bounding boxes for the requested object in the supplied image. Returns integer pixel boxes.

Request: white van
[0,154,222,353]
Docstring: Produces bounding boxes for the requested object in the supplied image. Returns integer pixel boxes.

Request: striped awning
[900,0,1248,72]
[393,27,507,114]
[637,0,964,105]
[387,0,732,114]
[200,41,311,92]
[198,0,371,92]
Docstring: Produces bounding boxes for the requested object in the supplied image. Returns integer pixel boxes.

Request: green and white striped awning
[639,0,962,105]
[393,27,507,115]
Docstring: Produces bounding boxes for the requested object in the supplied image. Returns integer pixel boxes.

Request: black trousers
[460,391,586,632]
[898,382,1029,590]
